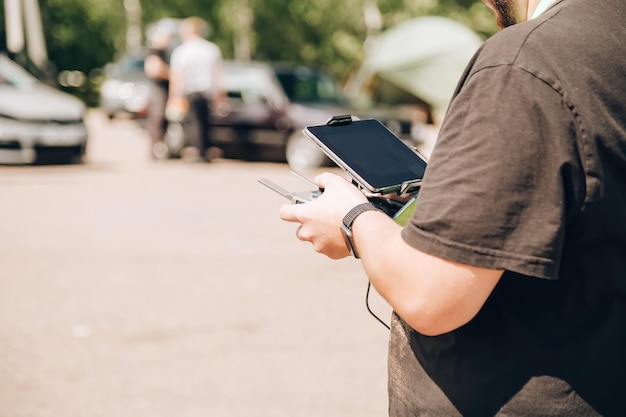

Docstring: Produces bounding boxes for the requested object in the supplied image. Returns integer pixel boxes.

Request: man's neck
[528,0,556,19]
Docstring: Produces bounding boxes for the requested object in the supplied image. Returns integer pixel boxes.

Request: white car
[0,54,88,164]
[99,51,150,120]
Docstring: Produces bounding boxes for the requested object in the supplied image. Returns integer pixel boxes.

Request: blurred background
[1,0,499,106]
[0,1,499,416]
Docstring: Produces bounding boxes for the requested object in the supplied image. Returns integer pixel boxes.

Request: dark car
[0,54,88,164]
[163,60,413,169]
[99,50,150,120]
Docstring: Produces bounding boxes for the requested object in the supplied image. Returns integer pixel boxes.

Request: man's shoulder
[184,38,220,54]
[474,0,622,79]
[475,12,562,67]
[471,1,599,75]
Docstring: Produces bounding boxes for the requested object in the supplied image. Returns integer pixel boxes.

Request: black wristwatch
[341,202,381,258]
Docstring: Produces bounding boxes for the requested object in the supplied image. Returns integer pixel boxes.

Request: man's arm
[279,172,502,336]
[144,54,169,81]
[168,67,184,101]
[352,209,502,335]
[166,62,187,119]
[211,57,227,106]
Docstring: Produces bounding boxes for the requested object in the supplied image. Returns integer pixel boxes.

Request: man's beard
[490,0,520,28]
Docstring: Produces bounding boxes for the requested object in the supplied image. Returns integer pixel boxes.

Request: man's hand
[165,97,188,122]
[279,172,368,259]
[279,172,504,334]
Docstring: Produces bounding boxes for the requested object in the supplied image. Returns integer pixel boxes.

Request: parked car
[162,60,413,169]
[0,54,88,164]
[99,49,150,120]
[99,19,182,122]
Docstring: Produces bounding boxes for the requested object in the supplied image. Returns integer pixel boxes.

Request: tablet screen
[305,119,427,192]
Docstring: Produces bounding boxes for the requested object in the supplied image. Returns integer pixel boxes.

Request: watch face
[340,223,356,257]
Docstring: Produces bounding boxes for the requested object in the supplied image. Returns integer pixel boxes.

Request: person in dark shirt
[144,25,174,159]
[278,0,626,415]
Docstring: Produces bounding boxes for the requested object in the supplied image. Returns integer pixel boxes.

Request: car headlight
[101,80,123,99]
[118,82,137,100]
[123,83,150,112]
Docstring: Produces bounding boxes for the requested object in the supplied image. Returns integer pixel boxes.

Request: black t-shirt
[395,0,626,415]
[147,48,170,90]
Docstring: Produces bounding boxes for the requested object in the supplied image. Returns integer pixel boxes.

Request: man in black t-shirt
[279,0,626,415]
[144,25,174,159]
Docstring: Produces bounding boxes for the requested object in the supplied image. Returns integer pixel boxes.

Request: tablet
[303,118,427,195]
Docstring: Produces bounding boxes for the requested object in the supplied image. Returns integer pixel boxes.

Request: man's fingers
[279,203,301,223]
[314,172,341,189]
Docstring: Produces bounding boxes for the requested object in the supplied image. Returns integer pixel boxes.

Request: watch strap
[343,202,379,228]
[341,202,381,258]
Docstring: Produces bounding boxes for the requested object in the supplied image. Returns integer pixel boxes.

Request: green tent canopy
[345,16,484,120]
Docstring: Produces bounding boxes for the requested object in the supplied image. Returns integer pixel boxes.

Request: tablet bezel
[303,118,427,195]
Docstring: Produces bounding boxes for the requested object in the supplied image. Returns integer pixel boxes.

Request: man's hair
[181,16,210,39]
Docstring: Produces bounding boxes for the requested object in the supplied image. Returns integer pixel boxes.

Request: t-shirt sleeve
[402,64,582,280]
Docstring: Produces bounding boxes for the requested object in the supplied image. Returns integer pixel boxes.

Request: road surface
[0,111,397,417]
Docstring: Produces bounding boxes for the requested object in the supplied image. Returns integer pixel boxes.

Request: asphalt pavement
[0,111,397,417]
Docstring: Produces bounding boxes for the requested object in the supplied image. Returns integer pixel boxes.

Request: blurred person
[144,24,174,159]
[167,16,225,162]
[278,0,626,415]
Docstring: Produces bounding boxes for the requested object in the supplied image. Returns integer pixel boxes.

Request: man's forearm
[353,211,503,336]
[168,71,183,100]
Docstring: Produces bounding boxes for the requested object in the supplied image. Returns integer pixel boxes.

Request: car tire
[285,130,328,171]
[34,147,84,165]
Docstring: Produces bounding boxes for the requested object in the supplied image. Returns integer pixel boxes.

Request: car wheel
[34,146,84,165]
[286,130,328,171]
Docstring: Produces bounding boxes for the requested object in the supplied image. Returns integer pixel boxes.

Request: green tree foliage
[378,0,499,38]
[251,0,369,77]
[249,0,498,78]
[2,0,499,102]
[40,0,126,73]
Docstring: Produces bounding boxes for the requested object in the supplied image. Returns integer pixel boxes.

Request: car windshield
[112,53,146,76]
[274,67,345,104]
[223,66,273,93]
[0,55,38,89]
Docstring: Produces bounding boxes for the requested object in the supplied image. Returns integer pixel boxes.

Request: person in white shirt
[168,17,225,161]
